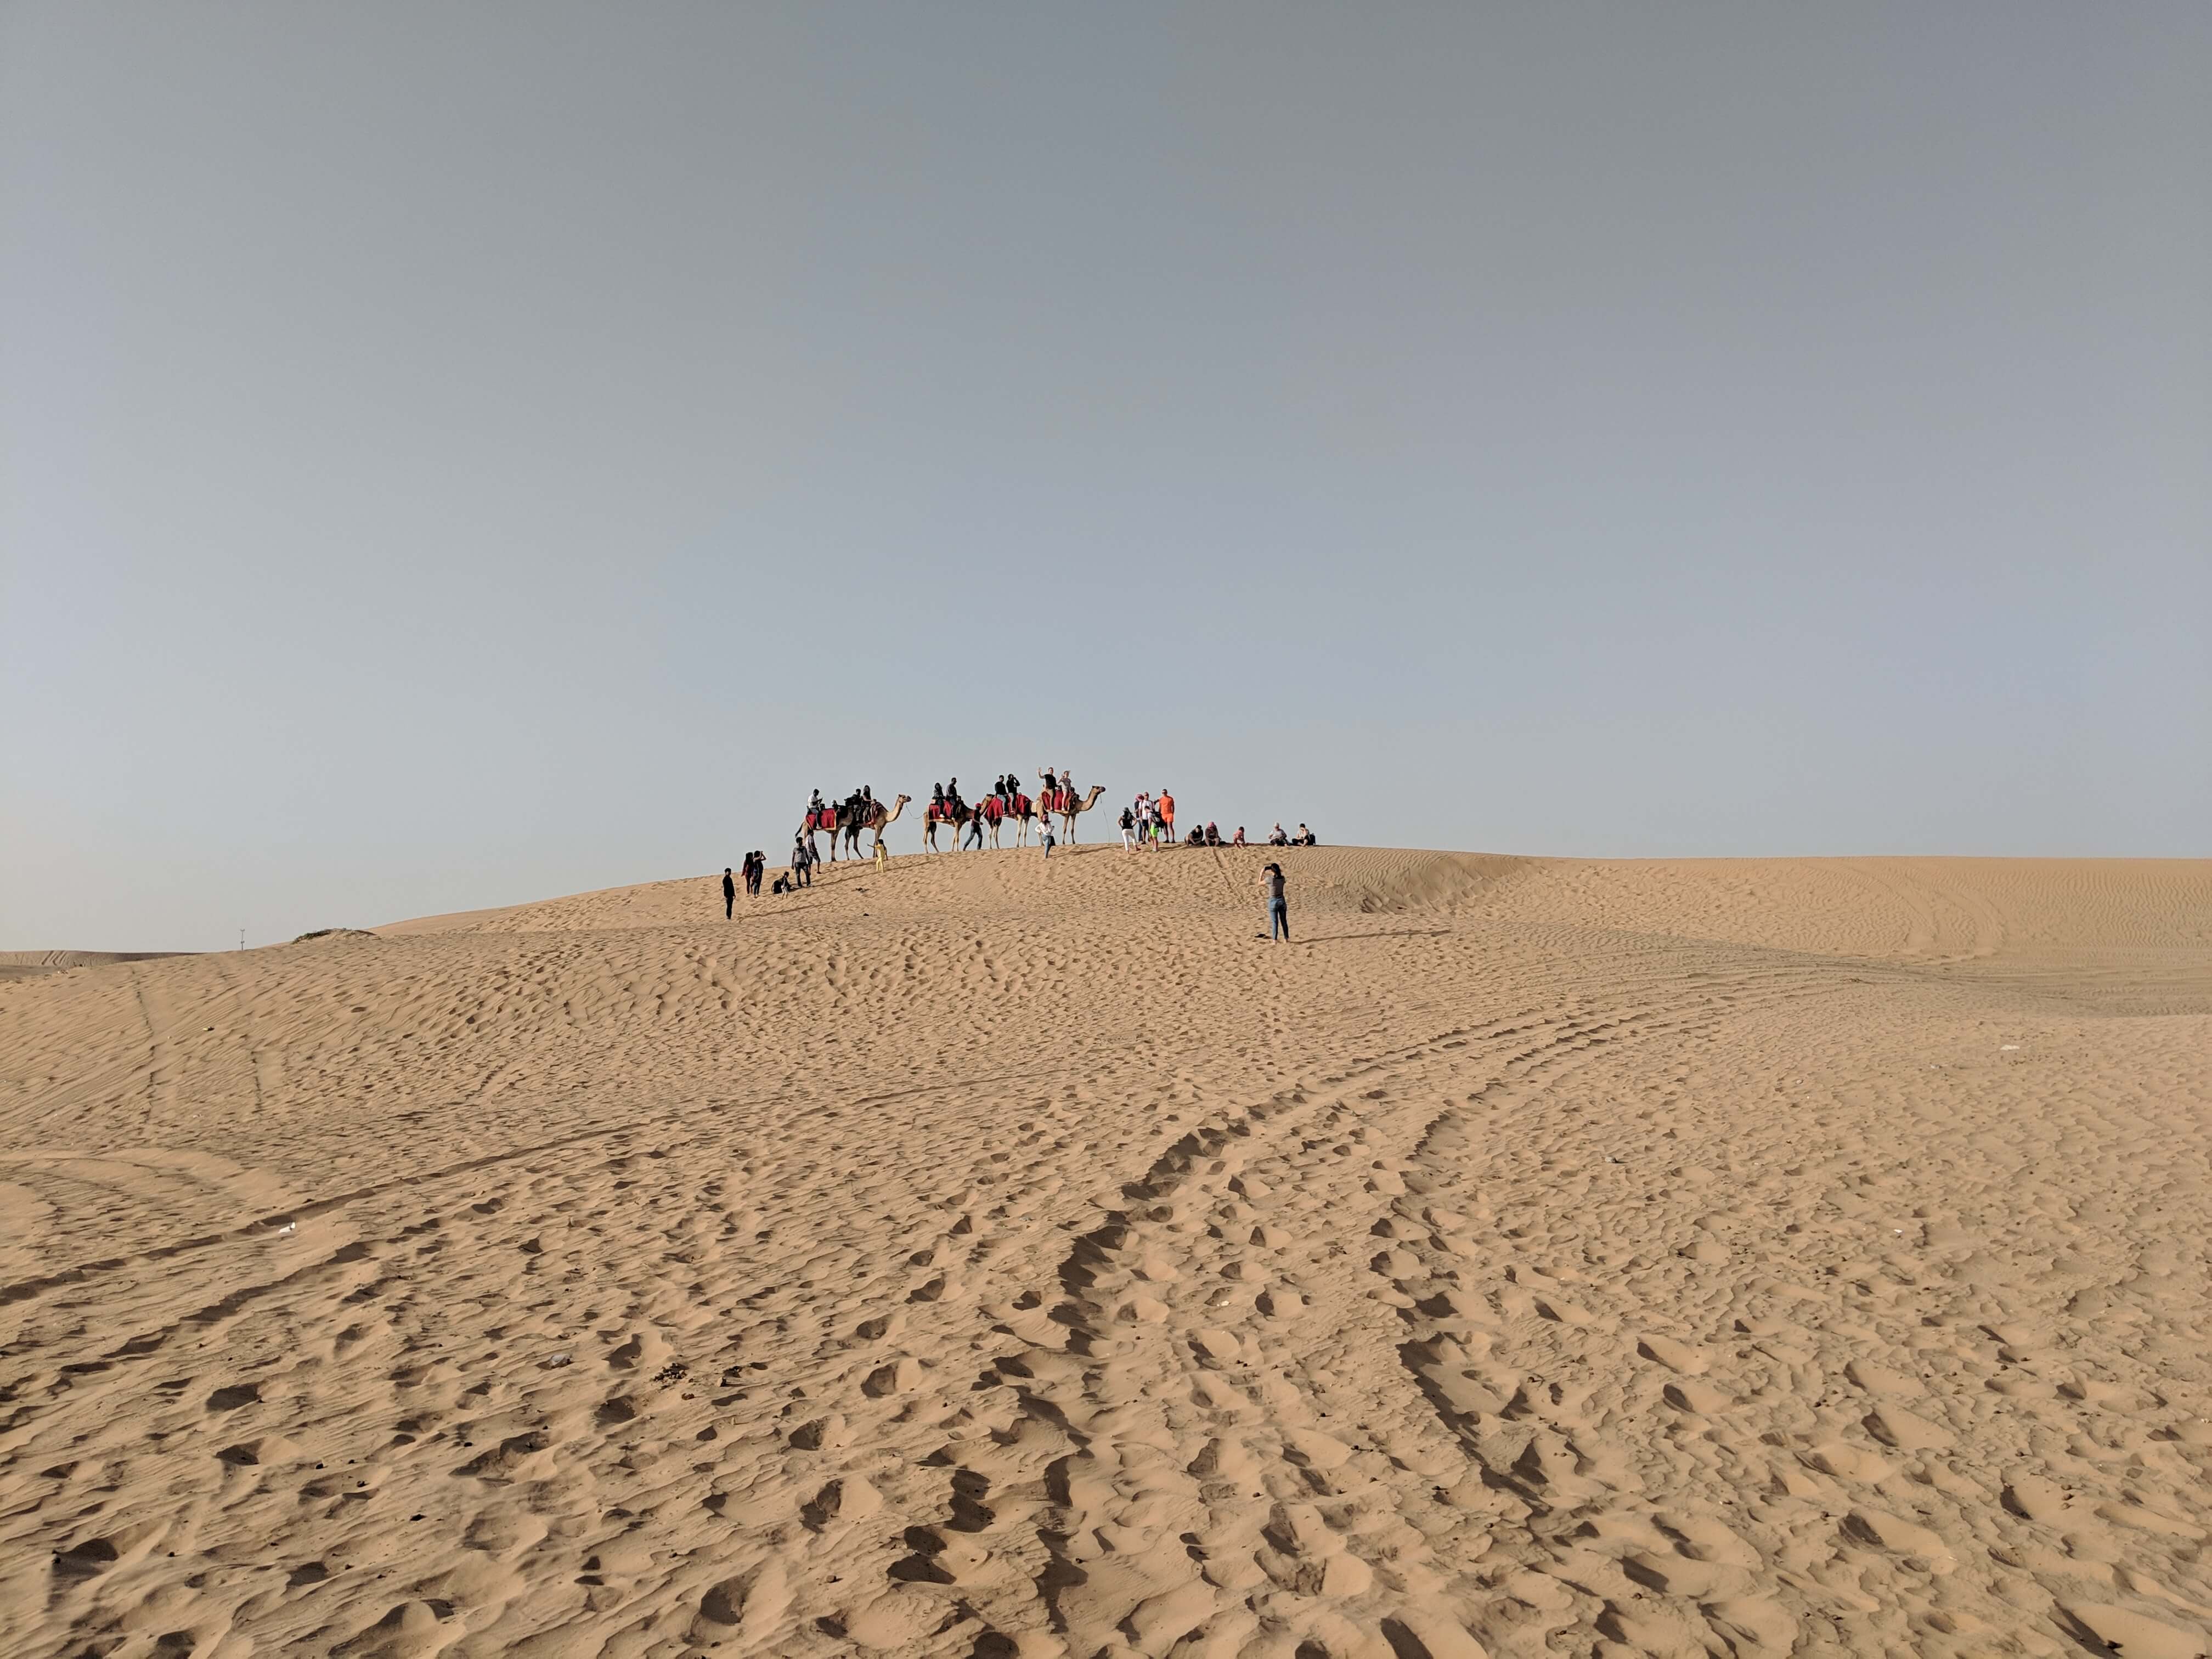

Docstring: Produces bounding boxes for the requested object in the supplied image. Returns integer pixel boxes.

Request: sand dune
[3,848,2210,1658]
[0,951,189,985]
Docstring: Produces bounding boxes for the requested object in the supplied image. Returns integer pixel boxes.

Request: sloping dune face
[3,849,2210,1658]
[0,950,187,985]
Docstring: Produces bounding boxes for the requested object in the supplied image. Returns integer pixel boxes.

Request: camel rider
[1060,768,1076,805]
[809,788,825,822]
[947,777,964,814]
[859,785,875,823]
[930,782,945,816]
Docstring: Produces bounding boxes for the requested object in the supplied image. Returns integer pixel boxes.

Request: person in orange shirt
[1158,789,1175,844]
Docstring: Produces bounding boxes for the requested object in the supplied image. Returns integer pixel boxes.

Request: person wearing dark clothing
[723,867,736,918]
[1263,862,1290,942]
[964,810,985,850]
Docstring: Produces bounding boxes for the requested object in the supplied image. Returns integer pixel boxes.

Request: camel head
[1080,785,1105,810]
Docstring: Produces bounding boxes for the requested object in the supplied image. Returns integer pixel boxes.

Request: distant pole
[239,928,245,952]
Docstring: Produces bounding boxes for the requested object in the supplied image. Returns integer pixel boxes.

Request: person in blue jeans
[1263,862,1289,941]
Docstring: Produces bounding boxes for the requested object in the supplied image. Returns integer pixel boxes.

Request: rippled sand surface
[4,849,2209,1658]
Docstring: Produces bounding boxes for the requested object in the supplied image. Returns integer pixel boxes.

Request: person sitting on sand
[1294,823,1316,847]
[1204,821,1221,846]
[1268,823,1289,846]
[1232,826,1246,847]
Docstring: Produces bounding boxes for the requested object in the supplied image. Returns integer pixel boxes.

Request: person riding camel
[809,788,825,816]
[930,782,945,817]
[947,777,964,814]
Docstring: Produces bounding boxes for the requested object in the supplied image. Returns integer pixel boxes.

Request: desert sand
[3,847,2210,1659]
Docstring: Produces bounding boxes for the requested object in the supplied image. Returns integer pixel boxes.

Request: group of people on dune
[924,768,1079,822]
[1119,791,1317,853]
[775,769,1314,869]
[723,847,803,913]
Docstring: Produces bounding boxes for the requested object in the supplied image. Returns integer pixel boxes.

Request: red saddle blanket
[1042,788,1065,812]
[1011,794,1031,816]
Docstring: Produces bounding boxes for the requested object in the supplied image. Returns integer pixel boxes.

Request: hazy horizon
[5,3,2208,952]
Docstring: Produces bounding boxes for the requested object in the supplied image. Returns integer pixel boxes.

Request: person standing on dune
[1263,861,1290,942]
[723,867,736,919]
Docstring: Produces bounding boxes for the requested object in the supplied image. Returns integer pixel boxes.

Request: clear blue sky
[4,4,2207,951]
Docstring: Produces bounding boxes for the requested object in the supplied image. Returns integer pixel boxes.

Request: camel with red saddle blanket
[799,794,909,860]
[921,797,973,853]
[1043,784,1107,842]
[975,792,1040,849]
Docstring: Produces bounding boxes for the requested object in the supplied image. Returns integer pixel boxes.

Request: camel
[795,806,843,860]
[798,795,904,862]
[1051,785,1108,844]
[921,800,972,852]
[798,805,850,861]
[841,793,909,859]
[978,793,1037,849]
